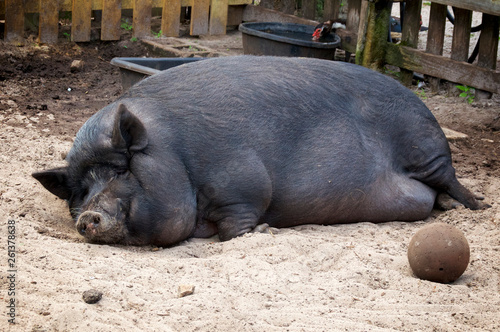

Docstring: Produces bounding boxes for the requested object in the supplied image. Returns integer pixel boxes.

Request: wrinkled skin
[33,56,487,247]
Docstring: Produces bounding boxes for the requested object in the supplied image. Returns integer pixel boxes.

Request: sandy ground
[1,4,500,331]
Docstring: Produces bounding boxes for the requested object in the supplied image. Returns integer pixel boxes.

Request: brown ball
[408,223,470,283]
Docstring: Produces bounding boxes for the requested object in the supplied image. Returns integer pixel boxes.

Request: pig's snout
[77,211,103,236]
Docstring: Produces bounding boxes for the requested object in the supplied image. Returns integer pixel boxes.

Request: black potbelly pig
[33,56,487,246]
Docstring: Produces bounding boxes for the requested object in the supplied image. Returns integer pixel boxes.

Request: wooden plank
[450,7,472,62]
[133,0,152,38]
[191,0,210,35]
[400,0,422,84]
[429,0,500,17]
[161,0,181,37]
[477,14,499,70]
[386,44,500,94]
[210,0,229,35]
[72,0,92,42]
[101,0,122,40]
[401,0,422,48]
[425,2,447,91]
[476,14,499,98]
[4,0,25,44]
[426,3,447,55]
[39,0,59,44]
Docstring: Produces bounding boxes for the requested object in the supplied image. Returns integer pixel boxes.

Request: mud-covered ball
[408,223,470,283]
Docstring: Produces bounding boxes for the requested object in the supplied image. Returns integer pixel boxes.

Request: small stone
[70,60,84,73]
[177,284,195,298]
[442,127,468,141]
[82,289,103,304]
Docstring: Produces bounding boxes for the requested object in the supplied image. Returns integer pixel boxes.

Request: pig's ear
[32,168,72,200]
[112,104,148,152]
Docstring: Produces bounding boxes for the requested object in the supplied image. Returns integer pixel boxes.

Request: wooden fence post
[450,8,472,62]
[162,0,181,37]
[4,0,25,44]
[399,0,422,85]
[210,0,229,35]
[72,0,92,42]
[191,0,210,35]
[39,0,59,44]
[476,14,499,99]
[102,0,122,41]
[133,0,152,38]
[425,2,447,91]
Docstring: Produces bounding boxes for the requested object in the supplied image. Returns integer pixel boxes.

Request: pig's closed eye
[115,169,128,176]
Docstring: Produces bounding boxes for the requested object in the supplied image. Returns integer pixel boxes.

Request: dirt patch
[1,24,499,332]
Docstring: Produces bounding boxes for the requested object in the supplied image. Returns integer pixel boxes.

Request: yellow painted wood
[102,0,122,40]
[210,0,229,35]
[191,0,210,35]
[133,0,152,38]
[39,0,59,44]
[72,0,92,42]
[161,0,181,37]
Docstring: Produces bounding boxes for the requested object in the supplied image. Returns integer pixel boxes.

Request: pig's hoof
[477,201,492,210]
[435,193,461,211]
[251,223,277,235]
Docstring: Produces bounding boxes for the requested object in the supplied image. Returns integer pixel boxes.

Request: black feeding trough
[239,22,341,60]
[110,57,206,90]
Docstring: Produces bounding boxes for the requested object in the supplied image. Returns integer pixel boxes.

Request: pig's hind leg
[409,154,487,210]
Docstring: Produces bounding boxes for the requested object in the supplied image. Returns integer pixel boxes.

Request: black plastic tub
[110,57,206,90]
[239,22,341,60]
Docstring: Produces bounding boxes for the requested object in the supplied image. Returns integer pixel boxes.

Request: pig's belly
[261,172,437,227]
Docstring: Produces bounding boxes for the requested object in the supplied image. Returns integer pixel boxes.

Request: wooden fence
[2,0,499,95]
[1,0,253,43]
[354,0,499,96]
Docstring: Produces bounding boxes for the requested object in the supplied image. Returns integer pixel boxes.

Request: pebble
[70,60,84,73]
[82,289,103,304]
[177,284,195,298]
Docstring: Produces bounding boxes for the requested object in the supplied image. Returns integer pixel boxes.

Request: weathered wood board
[450,7,472,62]
[430,0,500,17]
[72,0,92,42]
[426,2,447,55]
[161,0,181,37]
[191,0,210,35]
[133,0,152,38]
[425,2,447,91]
[102,0,122,41]
[386,44,500,94]
[210,0,229,35]
[477,14,499,69]
[39,0,59,44]
[4,0,25,43]
[400,0,422,84]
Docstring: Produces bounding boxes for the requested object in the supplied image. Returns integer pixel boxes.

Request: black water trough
[239,22,341,60]
[110,57,206,90]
